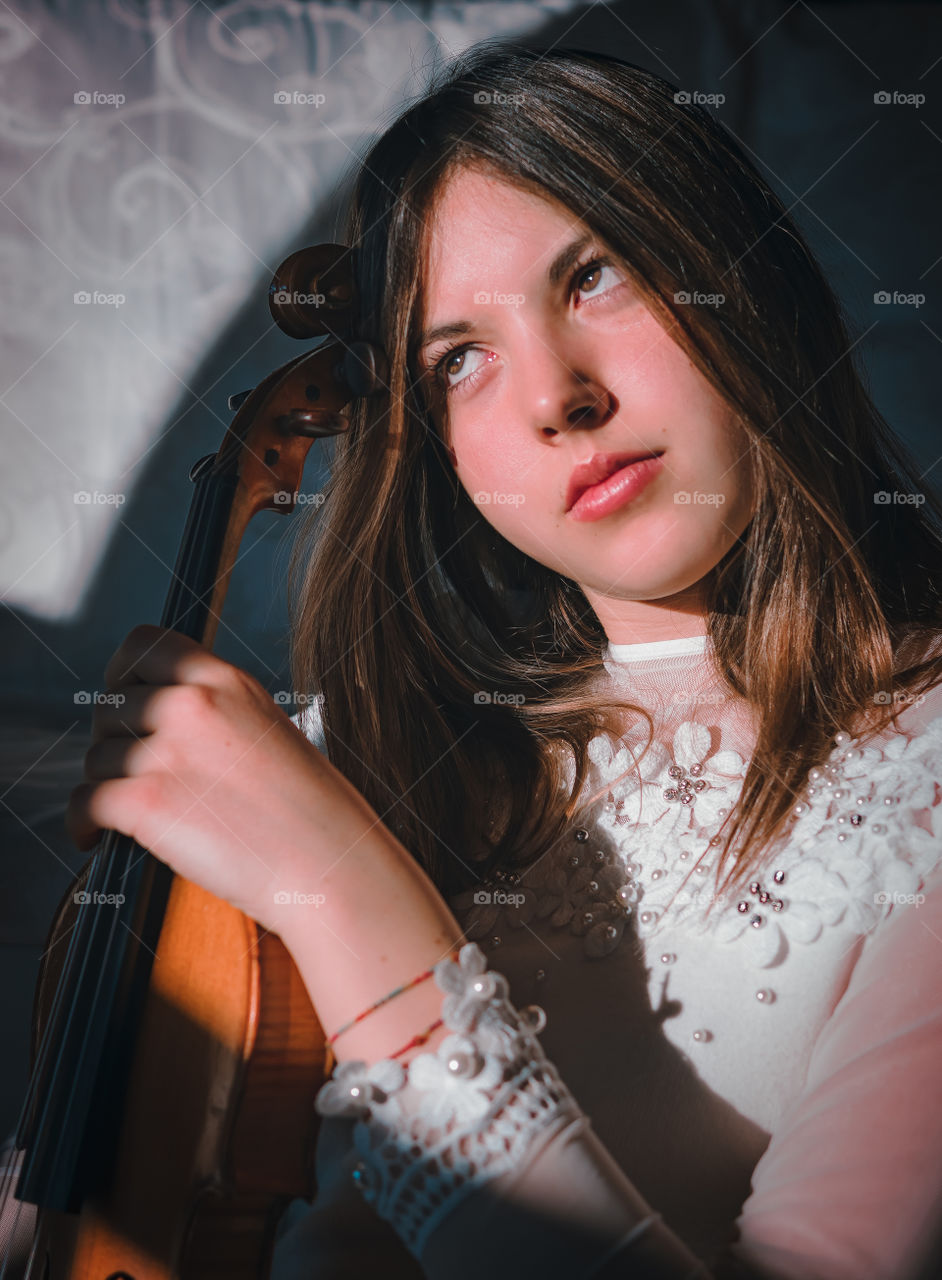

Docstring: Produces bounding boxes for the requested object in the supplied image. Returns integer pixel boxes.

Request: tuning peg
[278,409,350,439]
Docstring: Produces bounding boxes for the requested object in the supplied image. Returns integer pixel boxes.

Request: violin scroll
[269,243,356,340]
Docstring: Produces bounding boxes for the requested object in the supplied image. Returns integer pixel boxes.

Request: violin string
[1,470,220,1269]
[0,878,100,1274]
[1,469,220,1269]
[0,829,126,1273]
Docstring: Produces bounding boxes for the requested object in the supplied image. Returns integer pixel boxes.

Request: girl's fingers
[66,777,141,851]
[102,623,220,692]
[89,682,179,744]
[82,734,165,783]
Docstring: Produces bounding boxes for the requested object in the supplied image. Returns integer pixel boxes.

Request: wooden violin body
[29,861,327,1279]
[4,244,388,1279]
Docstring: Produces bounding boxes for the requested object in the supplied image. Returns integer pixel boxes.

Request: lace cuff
[313,941,585,1259]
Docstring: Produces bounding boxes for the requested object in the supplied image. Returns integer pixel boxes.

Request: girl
[64,42,942,1280]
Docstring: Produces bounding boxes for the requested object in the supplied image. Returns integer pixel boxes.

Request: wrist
[273,824,465,1063]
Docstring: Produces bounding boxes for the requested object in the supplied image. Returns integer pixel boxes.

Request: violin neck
[15,452,241,1212]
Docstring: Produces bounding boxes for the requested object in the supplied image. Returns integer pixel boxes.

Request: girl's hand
[65,623,390,935]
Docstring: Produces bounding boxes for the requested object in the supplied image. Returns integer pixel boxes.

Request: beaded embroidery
[449,712,942,970]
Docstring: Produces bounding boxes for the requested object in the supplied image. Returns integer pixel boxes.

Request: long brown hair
[287,41,942,912]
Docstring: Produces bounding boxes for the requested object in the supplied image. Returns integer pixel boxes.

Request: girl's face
[415,164,755,633]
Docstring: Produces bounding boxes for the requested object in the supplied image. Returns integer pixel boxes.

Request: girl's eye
[430,256,625,397]
[573,259,622,300]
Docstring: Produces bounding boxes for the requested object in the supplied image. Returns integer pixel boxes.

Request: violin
[0,243,388,1278]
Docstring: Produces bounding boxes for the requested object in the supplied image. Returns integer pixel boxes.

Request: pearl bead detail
[755,988,776,1003]
[692,1029,713,1043]
[520,1004,547,1033]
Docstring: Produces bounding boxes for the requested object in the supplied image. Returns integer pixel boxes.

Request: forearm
[275,824,462,1065]
[278,830,713,1279]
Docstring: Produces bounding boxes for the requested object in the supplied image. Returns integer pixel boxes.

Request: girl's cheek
[447,445,458,469]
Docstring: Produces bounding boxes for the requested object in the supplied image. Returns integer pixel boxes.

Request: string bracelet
[324,950,461,1050]
[389,1016,445,1059]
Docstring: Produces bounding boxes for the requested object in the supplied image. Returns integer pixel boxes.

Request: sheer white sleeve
[313,942,707,1279]
[711,859,942,1280]
[309,871,942,1280]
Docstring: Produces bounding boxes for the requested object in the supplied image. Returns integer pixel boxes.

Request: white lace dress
[272,634,942,1280]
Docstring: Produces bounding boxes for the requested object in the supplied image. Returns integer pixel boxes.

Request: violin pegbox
[269,242,356,340]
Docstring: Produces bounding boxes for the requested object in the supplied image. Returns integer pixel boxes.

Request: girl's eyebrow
[416,231,595,358]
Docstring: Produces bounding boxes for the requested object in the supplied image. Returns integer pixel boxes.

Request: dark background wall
[1,0,939,1142]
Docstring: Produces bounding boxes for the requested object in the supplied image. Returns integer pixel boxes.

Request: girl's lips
[567,453,664,521]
